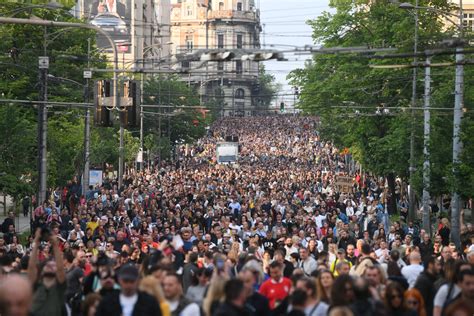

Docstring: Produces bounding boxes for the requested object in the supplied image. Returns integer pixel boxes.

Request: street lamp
[400,1,464,246]
[47,74,91,196]
[398,0,420,225]
[0,17,119,201]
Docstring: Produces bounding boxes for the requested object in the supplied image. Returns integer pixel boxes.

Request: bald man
[401,251,424,288]
[0,274,32,316]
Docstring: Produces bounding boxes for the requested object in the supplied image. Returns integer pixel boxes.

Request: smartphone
[216,258,225,272]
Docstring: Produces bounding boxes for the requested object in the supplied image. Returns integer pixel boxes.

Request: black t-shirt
[262,238,277,255]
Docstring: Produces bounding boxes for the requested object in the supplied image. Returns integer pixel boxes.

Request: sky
[259,0,331,106]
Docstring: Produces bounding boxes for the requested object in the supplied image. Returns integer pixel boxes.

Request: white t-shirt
[401,264,424,288]
[434,283,461,308]
[119,293,138,316]
[168,300,201,316]
[305,301,329,316]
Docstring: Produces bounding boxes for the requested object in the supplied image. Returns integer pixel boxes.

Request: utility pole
[118,114,124,188]
[82,38,92,197]
[38,27,49,204]
[140,72,144,171]
[422,56,431,234]
[408,0,419,223]
[451,0,464,248]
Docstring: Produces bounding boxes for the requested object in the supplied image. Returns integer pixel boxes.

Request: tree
[254,64,279,109]
[141,76,214,161]
[288,0,464,213]
[0,4,107,196]
[0,105,37,201]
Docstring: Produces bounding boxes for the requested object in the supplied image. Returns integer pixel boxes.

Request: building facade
[170,0,262,117]
[73,0,171,71]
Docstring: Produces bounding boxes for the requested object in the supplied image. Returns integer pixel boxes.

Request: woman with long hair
[186,267,212,305]
[404,288,427,316]
[330,274,356,309]
[384,282,416,316]
[202,274,227,316]
[81,293,101,316]
[139,275,171,316]
[316,269,334,304]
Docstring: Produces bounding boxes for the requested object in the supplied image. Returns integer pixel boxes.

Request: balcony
[208,10,259,22]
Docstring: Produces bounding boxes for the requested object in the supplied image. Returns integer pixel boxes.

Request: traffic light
[241,51,285,61]
[294,86,300,96]
[94,80,112,127]
[201,51,235,61]
[280,102,285,112]
[120,81,139,128]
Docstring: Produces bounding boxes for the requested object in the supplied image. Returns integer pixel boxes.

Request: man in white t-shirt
[401,252,424,288]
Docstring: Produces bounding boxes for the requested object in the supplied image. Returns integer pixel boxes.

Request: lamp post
[47,72,91,197]
[409,0,419,225]
[0,17,119,200]
[399,1,464,246]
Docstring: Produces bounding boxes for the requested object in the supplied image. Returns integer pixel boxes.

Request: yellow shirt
[160,301,171,316]
[87,221,99,233]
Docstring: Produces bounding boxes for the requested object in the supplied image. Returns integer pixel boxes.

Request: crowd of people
[0,116,473,316]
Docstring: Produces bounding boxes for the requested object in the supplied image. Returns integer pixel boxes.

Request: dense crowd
[0,116,473,316]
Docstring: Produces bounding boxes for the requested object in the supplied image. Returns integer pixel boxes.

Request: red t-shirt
[259,277,292,309]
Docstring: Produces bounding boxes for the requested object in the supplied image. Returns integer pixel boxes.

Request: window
[217,34,224,48]
[219,2,224,10]
[235,88,245,99]
[187,5,193,16]
[182,61,190,69]
[218,61,224,71]
[237,2,242,11]
[235,60,243,74]
[186,35,193,51]
[236,34,243,49]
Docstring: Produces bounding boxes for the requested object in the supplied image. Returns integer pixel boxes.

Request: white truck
[216,142,239,164]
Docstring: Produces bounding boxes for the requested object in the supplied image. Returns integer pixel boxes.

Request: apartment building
[73,0,171,70]
[170,0,262,117]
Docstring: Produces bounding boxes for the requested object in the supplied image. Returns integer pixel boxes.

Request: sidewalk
[0,195,31,234]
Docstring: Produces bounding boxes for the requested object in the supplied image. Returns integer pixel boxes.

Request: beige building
[73,0,171,70]
[170,0,262,116]
[446,0,474,28]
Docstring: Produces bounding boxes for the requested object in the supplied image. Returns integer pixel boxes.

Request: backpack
[441,286,460,315]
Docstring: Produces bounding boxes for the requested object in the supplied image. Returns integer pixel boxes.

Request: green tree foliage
[0,4,106,198]
[0,105,37,200]
[142,76,214,161]
[254,64,279,108]
[288,0,473,203]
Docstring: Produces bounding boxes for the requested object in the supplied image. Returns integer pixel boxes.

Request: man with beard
[28,229,67,316]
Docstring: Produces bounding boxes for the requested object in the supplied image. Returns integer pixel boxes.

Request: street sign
[38,56,49,69]
[83,70,92,79]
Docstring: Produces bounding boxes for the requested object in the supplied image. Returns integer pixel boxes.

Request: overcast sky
[258,0,331,106]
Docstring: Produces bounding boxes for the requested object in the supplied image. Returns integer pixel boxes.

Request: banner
[89,170,103,187]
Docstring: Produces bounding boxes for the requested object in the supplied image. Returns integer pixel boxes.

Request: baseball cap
[118,264,139,281]
[337,248,346,254]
